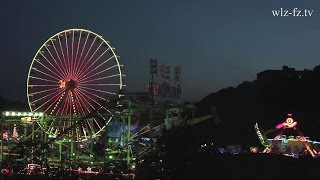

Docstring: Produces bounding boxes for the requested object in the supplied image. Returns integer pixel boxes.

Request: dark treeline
[0,96,29,112]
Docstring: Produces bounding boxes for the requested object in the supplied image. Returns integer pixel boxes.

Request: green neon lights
[2,111,44,117]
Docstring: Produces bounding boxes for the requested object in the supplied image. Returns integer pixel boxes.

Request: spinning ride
[255,114,319,157]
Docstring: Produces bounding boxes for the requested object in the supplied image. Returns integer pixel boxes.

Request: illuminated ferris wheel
[27,28,124,116]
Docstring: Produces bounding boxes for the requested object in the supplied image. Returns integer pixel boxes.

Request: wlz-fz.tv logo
[272,8,313,17]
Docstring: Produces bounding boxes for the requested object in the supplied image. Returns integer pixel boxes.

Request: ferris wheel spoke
[76,41,104,78]
[76,47,110,79]
[76,32,90,76]
[56,91,70,116]
[76,35,97,76]
[80,74,120,84]
[71,31,75,76]
[93,118,102,131]
[38,52,64,80]
[62,92,71,116]
[86,119,96,136]
[77,51,113,80]
[33,59,64,80]
[71,89,83,114]
[50,39,68,77]
[31,68,60,81]
[78,55,115,81]
[64,92,73,115]
[43,44,68,78]
[48,91,66,115]
[33,90,65,112]
[77,86,116,96]
[70,92,77,115]
[31,88,63,104]
[29,75,59,83]
[97,109,113,127]
[73,89,92,113]
[77,87,105,101]
[68,92,74,115]
[28,84,59,87]
[76,88,101,109]
[79,64,118,82]
[57,34,69,75]
[80,83,122,87]
[28,87,60,96]
[64,31,71,75]
[74,30,82,77]
[73,91,86,115]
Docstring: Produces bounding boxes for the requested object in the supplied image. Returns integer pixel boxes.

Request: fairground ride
[254,114,320,158]
[0,29,135,168]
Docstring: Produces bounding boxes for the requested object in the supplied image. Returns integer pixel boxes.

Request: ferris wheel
[27,28,124,116]
[27,29,125,141]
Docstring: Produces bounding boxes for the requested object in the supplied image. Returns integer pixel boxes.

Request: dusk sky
[1,0,320,102]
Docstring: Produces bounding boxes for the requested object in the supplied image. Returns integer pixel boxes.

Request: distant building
[257,66,312,83]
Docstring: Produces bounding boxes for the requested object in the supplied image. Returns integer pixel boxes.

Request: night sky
[1,0,320,102]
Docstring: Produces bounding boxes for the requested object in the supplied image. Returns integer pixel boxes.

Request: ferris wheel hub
[66,79,77,91]
[59,79,77,91]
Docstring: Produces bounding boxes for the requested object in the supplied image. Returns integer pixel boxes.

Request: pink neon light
[74,88,91,113]
[51,39,68,77]
[71,31,74,76]
[42,46,67,79]
[79,86,116,95]
[32,68,60,81]
[76,36,97,76]
[276,123,284,129]
[75,32,89,76]
[58,34,68,75]
[79,64,118,82]
[78,56,115,81]
[74,31,82,76]
[47,92,65,115]
[65,31,71,75]
[77,88,102,107]
[34,58,64,80]
[77,41,103,78]
[33,89,64,112]
[275,117,297,129]
[73,91,85,115]
[77,41,105,78]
